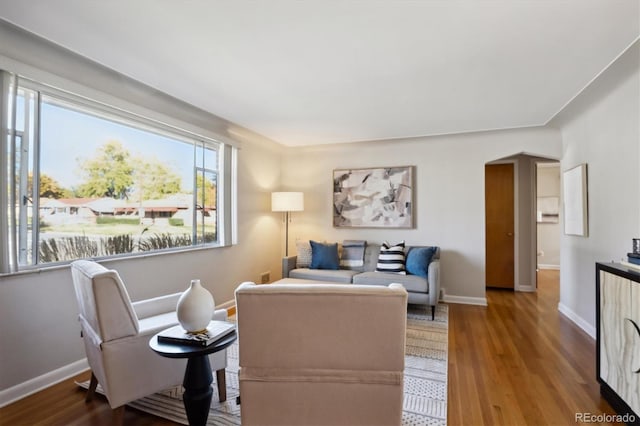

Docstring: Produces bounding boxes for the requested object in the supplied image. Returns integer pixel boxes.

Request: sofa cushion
[340,240,367,270]
[353,271,428,294]
[310,240,340,270]
[376,241,406,274]
[289,268,358,284]
[405,246,437,278]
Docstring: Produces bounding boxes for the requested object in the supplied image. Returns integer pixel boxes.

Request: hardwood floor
[448,269,616,425]
[0,270,616,425]
[0,369,175,426]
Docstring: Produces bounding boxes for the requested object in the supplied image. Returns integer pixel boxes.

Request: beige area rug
[79,305,448,425]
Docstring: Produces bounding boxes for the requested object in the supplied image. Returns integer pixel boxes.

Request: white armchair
[70,260,228,421]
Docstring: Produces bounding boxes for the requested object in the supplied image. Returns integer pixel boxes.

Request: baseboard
[443,294,488,306]
[538,264,560,270]
[557,302,596,339]
[515,285,536,292]
[0,358,89,408]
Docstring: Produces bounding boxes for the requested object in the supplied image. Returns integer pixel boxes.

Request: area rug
[78,304,448,425]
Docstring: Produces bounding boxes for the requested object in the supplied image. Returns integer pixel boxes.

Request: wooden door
[485,163,514,289]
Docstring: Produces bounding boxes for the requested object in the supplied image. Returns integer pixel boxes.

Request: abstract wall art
[333,166,414,228]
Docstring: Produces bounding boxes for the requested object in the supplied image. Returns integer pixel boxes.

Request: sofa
[282,242,440,319]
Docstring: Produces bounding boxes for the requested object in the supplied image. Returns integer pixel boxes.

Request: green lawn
[40,222,215,236]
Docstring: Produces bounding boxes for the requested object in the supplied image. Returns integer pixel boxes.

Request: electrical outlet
[260,271,271,284]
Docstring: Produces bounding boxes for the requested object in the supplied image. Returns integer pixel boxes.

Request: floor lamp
[272,192,304,256]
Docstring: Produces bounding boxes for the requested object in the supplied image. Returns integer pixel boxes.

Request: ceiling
[0,1,638,147]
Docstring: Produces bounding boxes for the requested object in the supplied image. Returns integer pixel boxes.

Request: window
[1,71,236,273]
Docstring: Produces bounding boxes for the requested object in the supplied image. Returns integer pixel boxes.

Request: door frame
[532,160,562,290]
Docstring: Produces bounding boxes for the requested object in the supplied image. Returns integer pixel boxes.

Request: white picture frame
[562,164,588,236]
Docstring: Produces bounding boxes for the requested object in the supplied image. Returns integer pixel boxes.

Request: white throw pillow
[296,240,313,268]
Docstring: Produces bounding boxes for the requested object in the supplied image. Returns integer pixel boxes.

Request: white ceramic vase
[176,279,214,333]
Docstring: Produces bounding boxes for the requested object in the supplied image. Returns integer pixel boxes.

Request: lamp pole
[285,210,290,256]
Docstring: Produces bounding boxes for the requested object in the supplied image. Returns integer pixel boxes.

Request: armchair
[235,281,407,426]
[70,260,228,421]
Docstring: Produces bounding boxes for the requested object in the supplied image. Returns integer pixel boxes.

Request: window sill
[0,243,229,278]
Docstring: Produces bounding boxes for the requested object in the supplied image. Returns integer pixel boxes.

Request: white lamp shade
[272,192,304,212]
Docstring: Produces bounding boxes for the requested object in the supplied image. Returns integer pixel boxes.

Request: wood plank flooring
[448,269,616,425]
[1,269,617,425]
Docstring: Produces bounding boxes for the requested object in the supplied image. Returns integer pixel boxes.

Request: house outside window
[1,71,235,273]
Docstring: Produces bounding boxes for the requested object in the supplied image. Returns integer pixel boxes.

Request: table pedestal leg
[183,355,213,426]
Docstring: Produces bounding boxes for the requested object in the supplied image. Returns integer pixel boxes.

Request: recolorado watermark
[575,412,636,423]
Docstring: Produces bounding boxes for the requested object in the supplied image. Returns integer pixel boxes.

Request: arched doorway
[485,153,560,292]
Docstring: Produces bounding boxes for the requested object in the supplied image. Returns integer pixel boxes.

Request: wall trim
[558,302,596,339]
[538,264,560,270]
[0,358,89,408]
[443,294,488,306]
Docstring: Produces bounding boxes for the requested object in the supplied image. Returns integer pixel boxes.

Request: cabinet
[596,263,640,423]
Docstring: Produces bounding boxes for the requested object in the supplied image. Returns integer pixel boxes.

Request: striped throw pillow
[376,241,406,274]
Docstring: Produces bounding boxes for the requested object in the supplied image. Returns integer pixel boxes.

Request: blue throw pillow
[405,247,437,278]
[309,240,340,270]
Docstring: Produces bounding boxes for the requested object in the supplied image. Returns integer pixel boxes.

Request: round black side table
[149,330,237,426]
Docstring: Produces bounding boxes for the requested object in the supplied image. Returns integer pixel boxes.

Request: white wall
[537,164,561,268]
[281,127,562,303]
[551,41,640,336]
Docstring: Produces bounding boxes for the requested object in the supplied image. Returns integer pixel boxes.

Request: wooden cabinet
[596,263,640,422]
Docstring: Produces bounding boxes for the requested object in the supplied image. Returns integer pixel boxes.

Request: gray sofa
[282,243,440,319]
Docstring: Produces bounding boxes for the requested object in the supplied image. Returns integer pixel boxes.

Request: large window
[1,72,235,273]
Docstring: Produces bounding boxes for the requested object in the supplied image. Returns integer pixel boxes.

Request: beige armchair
[235,281,407,426]
[70,260,228,421]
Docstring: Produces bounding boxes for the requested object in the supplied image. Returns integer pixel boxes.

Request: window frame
[1,71,237,274]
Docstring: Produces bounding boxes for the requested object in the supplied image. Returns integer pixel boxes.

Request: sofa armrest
[282,256,297,278]
[212,308,228,321]
[427,259,440,306]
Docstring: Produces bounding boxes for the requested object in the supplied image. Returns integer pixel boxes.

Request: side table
[149,329,237,426]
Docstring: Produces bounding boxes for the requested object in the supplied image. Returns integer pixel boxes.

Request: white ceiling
[0,1,638,146]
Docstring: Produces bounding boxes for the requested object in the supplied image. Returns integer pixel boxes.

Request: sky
[17,95,216,193]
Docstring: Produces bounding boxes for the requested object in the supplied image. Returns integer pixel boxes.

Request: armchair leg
[85,372,98,403]
[112,405,125,425]
[216,369,227,402]
[431,305,435,321]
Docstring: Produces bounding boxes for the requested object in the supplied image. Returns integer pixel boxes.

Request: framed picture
[562,164,588,236]
[333,166,414,228]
